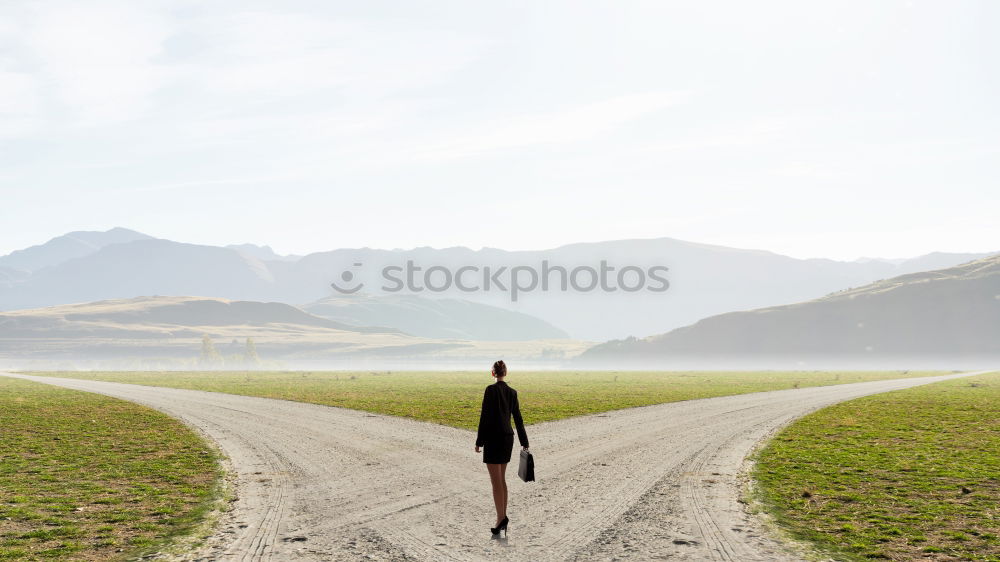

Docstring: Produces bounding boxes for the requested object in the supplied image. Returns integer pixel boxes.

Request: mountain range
[582,254,1000,365]
[0,227,152,273]
[0,228,993,341]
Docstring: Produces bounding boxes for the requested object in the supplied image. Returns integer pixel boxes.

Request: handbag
[517,448,535,482]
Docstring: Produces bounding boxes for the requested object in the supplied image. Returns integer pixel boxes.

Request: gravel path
[1,371,986,561]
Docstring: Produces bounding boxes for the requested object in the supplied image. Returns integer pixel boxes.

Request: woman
[474,360,528,537]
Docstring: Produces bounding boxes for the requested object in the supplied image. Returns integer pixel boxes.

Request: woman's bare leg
[487,463,503,526]
[500,462,508,519]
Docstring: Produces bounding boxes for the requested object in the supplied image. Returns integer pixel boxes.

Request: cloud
[640,118,791,153]
[108,176,286,194]
[0,3,487,138]
[0,70,42,137]
[186,11,485,100]
[404,91,691,162]
[13,1,174,125]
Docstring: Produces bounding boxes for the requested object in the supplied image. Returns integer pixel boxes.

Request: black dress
[475,380,529,464]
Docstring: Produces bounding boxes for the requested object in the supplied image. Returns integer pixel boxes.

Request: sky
[1,0,998,261]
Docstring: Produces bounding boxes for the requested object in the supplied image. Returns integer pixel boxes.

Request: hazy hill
[0,267,29,289]
[303,293,569,340]
[583,254,1000,360]
[0,238,278,310]
[887,251,995,275]
[0,296,588,365]
[0,227,151,273]
[263,238,994,340]
[0,228,994,340]
[227,243,301,262]
[0,296,398,338]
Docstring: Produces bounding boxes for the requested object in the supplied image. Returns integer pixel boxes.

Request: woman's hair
[492,360,507,378]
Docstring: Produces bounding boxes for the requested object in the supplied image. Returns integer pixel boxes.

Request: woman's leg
[500,462,508,519]
[487,463,503,526]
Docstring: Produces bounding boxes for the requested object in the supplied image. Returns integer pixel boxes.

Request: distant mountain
[0,267,29,289]
[0,227,151,273]
[0,296,587,365]
[227,243,301,262]
[854,256,907,266]
[583,254,1000,361]
[0,228,994,340]
[303,293,569,340]
[261,238,993,340]
[0,238,277,310]
[0,295,396,338]
[890,251,995,275]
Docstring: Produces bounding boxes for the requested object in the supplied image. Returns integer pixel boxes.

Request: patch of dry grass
[754,372,1000,561]
[0,377,222,561]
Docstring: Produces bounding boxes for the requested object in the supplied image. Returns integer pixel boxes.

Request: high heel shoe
[490,516,509,536]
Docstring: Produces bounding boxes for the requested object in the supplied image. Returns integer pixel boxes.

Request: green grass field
[0,377,223,561]
[27,370,947,430]
[753,371,999,561]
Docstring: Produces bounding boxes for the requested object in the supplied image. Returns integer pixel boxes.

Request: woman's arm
[512,391,529,448]
[475,386,490,448]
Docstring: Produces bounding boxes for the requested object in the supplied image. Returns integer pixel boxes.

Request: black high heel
[491,516,508,537]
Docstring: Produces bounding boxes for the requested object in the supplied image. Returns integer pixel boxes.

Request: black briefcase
[517,448,535,482]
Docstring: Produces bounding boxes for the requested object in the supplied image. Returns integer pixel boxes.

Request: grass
[25,370,948,430]
[753,371,1000,561]
[0,377,223,561]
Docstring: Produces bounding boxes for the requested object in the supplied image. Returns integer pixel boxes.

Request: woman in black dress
[474,360,528,536]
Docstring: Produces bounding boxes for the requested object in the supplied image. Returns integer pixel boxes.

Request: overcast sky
[1,1,997,260]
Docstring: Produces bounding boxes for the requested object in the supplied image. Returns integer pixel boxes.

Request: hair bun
[493,360,507,377]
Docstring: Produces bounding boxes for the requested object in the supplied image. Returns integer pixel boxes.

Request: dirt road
[2,371,984,561]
